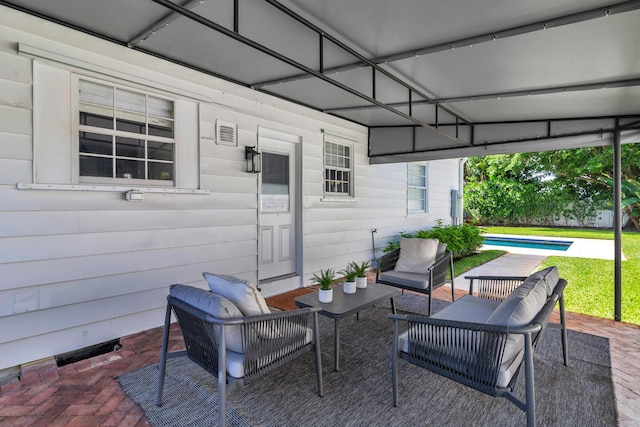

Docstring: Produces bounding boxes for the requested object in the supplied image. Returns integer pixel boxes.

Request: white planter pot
[356,276,368,289]
[318,288,333,303]
[343,281,357,294]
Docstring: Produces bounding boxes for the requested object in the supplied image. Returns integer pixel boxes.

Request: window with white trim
[407,163,428,213]
[77,79,175,182]
[323,137,353,197]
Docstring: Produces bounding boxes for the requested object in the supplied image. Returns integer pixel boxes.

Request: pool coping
[482,233,625,260]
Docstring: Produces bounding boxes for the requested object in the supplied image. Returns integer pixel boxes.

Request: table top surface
[294,283,398,318]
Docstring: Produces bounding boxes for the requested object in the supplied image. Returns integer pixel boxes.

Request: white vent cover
[216,120,238,146]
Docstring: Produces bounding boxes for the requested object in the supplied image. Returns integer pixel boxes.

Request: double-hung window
[323,137,353,197]
[407,163,428,213]
[78,79,175,183]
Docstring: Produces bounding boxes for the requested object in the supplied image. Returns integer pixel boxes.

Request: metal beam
[261,0,471,130]
[149,0,468,144]
[254,1,640,88]
[325,78,640,113]
[369,123,640,160]
[614,128,622,322]
[127,0,205,47]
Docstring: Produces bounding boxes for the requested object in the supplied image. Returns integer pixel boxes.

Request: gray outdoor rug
[118,294,617,426]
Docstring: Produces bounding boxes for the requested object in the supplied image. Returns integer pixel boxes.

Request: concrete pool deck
[448,233,625,294]
[483,233,625,261]
[449,252,546,294]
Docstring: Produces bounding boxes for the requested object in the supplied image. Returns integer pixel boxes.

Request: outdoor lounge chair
[376,237,455,315]
[389,267,568,427]
[157,282,323,427]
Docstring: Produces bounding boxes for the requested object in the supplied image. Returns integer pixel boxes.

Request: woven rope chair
[376,248,455,316]
[157,293,323,427]
[465,275,569,365]
[390,278,568,427]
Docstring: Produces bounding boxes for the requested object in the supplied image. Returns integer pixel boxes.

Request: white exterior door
[258,135,298,281]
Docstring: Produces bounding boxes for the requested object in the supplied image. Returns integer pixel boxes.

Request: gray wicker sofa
[390,266,568,427]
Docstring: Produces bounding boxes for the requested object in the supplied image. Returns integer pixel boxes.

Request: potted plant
[311,268,336,303]
[350,260,371,289]
[340,265,358,294]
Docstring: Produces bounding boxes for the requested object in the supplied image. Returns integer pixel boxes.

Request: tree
[464,143,640,229]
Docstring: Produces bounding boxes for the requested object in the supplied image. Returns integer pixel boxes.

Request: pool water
[483,236,573,251]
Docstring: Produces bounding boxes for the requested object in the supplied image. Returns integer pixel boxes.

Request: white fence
[530,210,628,229]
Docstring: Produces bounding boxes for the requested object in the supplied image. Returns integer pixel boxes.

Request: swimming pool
[483,236,573,251]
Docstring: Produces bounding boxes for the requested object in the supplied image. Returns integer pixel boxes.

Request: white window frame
[323,134,354,200]
[25,58,204,194]
[407,162,428,214]
[73,76,176,187]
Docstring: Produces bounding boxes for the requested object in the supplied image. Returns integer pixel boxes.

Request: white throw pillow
[203,272,271,316]
[169,284,245,353]
[394,237,439,275]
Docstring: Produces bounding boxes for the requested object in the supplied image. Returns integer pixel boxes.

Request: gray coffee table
[295,283,398,371]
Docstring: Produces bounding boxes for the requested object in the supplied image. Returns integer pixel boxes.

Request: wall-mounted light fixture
[245,146,262,173]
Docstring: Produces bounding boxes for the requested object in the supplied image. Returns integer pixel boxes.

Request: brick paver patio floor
[1,287,639,426]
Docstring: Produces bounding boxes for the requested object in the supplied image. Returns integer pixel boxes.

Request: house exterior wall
[0,7,463,371]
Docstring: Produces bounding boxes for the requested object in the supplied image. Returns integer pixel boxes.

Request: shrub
[383,220,484,259]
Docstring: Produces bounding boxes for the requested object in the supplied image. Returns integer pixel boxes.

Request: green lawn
[452,249,506,277]
[482,226,640,325]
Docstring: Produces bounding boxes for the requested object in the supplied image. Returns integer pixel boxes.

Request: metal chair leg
[524,333,536,427]
[218,325,227,427]
[156,303,172,406]
[391,319,399,407]
[450,256,456,302]
[313,313,323,397]
[559,295,569,366]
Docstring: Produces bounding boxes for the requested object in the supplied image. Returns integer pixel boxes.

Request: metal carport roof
[2,0,639,162]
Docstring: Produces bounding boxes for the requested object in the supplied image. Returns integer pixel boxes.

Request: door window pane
[261,152,290,212]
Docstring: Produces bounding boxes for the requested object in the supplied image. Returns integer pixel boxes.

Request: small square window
[77,78,175,183]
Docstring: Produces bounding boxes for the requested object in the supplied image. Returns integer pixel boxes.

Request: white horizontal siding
[0,105,31,135]
[0,132,32,161]
[0,7,462,371]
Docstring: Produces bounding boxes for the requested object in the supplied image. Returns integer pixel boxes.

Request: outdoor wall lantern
[245,146,262,173]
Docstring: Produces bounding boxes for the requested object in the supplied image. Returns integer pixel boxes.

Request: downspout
[457,158,468,225]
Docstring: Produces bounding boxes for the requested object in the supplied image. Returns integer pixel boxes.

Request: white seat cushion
[226,327,314,379]
[203,273,270,316]
[394,238,439,275]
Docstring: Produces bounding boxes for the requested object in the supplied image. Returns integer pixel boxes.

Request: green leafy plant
[382,220,484,259]
[349,260,371,278]
[603,176,640,230]
[311,268,336,290]
[340,265,358,282]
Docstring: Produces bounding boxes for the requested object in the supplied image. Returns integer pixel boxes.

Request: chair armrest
[463,275,528,301]
[204,306,321,325]
[389,313,542,335]
[376,248,400,275]
[429,250,452,272]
